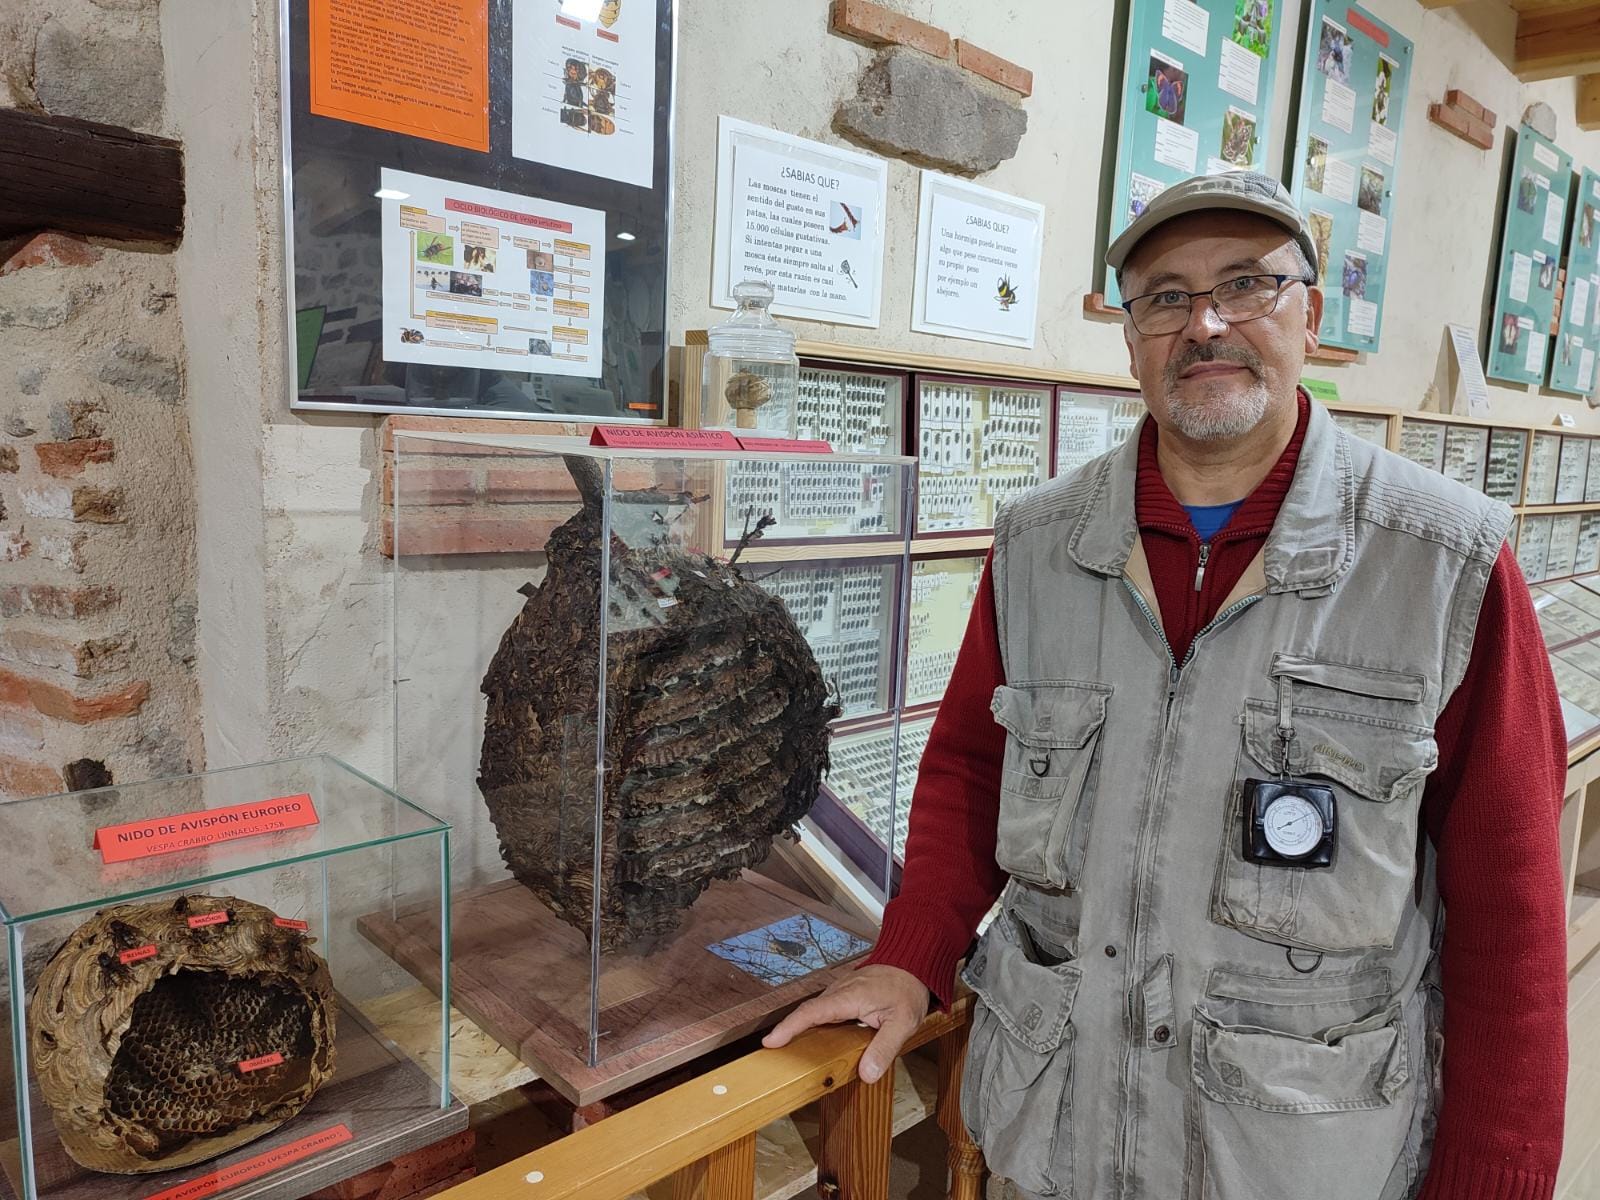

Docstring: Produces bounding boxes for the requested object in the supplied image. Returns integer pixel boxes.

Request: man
[765,172,1569,1199]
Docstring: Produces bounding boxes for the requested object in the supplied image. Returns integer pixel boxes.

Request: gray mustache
[1166,344,1263,387]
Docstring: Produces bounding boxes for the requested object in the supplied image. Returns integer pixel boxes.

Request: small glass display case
[0,757,460,1200]
[701,280,799,438]
[1397,419,1445,472]
[1557,434,1592,503]
[1328,410,1391,449]
[811,714,937,889]
[904,555,984,707]
[795,361,904,454]
[1519,514,1553,582]
[1486,428,1528,503]
[1526,431,1562,505]
[389,432,909,1107]
[916,375,1050,533]
[1054,388,1143,476]
[1442,425,1489,491]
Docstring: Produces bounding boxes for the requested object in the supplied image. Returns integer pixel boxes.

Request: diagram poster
[911,172,1045,349]
[1288,1,1412,353]
[712,117,889,328]
[1105,0,1285,304]
[308,0,489,152]
[1550,168,1600,398]
[380,168,605,376]
[511,0,655,188]
[1488,126,1573,387]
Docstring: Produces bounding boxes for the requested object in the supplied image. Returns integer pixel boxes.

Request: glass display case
[810,714,937,889]
[389,432,911,1106]
[1486,428,1528,503]
[795,360,905,453]
[1442,424,1489,491]
[915,375,1050,534]
[1328,410,1391,449]
[0,757,459,1200]
[1580,514,1600,574]
[1397,420,1445,472]
[1054,388,1142,477]
[1548,513,1584,579]
[1587,441,1600,504]
[1527,431,1562,505]
[904,555,984,707]
[1519,514,1553,582]
[1558,435,1592,503]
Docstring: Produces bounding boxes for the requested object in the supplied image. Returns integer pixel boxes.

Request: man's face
[1121,211,1324,443]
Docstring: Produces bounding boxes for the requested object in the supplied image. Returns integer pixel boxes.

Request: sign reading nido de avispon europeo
[92,794,320,864]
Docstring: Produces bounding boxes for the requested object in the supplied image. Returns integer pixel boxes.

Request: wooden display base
[0,1007,465,1200]
[357,872,878,1108]
[1081,292,1363,363]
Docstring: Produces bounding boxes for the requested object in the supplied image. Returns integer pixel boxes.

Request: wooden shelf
[793,338,1136,391]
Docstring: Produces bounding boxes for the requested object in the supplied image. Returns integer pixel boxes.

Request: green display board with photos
[1549,167,1600,398]
[1487,125,1574,387]
[1105,0,1285,304]
[1287,0,1412,353]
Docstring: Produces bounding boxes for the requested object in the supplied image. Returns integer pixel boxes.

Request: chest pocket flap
[991,682,1109,749]
[1241,701,1436,801]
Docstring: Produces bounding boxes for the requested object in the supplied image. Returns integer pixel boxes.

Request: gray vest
[958,402,1512,1200]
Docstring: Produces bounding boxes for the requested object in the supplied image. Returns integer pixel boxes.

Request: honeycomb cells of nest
[105,971,316,1155]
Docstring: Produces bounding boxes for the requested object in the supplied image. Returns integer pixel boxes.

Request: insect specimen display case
[0,756,460,1200]
[384,432,914,1106]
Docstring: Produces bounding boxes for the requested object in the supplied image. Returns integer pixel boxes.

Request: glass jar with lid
[701,279,799,437]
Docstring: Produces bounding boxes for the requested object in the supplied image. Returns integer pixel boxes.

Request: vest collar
[1066,395,1353,595]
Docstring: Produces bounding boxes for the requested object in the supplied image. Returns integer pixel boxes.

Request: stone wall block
[35,438,115,478]
[0,234,104,277]
[34,13,165,132]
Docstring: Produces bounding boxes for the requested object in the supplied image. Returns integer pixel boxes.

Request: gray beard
[1164,376,1272,441]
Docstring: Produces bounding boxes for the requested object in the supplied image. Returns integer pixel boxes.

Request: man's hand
[761,965,930,1084]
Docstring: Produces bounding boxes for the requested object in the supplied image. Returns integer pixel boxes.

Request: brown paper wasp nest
[479,456,838,950]
[28,894,336,1174]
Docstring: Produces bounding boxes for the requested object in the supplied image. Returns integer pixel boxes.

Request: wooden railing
[439,995,981,1200]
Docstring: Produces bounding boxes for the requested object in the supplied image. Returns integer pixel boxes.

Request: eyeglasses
[1121,273,1313,336]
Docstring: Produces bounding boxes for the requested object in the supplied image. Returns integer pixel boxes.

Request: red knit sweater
[866,399,1569,1199]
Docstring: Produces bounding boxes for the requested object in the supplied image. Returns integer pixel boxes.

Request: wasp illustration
[418,235,452,262]
[996,276,1020,311]
[401,328,424,344]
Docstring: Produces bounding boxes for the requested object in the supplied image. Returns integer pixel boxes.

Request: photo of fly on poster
[1104,0,1285,305]
[1550,168,1600,399]
[1487,125,1573,387]
[1288,0,1412,354]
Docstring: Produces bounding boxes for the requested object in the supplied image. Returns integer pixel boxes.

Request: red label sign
[141,1124,353,1200]
[589,425,739,450]
[1346,7,1388,46]
[187,911,230,930]
[735,437,833,454]
[273,917,309,931]
[119,945,158,965]
[238,1052,284,1074]
[92,794,319,864]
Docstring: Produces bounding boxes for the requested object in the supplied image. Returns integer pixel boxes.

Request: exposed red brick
[1445,88,1491,124]
[1464,113,1495,150]
[485,465,582,503]
[380,464,476,507]
[0,668,150,723]
[0,629,130,678]
[72,485,124,523]
[0,445,17,473]
[0,233,103,277]
[0,584,119,619]
[0,530,28,562]
[0,755,63,799]
[380,513,562,557]
[955,38,1032,97]
[35,438,115,478]
[830,0,951,58]
[1428,101,1472,141]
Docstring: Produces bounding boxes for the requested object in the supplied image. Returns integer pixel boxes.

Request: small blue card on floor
[707,914,871,986]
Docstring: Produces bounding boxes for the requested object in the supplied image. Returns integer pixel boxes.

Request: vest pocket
[1212,700,1436,952]
[990,681,1111,889]
[960,910,1081,1197]
[1189,999,1410,1200]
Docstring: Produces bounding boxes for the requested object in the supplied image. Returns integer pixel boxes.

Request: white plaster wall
[172,0,1600,807]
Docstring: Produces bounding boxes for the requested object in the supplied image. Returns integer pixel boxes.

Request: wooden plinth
[358,872,877,1108]
[0,1008,465,1200]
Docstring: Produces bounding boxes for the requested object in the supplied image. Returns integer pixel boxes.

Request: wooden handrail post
[669,1133,757,1200]
[936,1022,986,1200]
[816,1067,895,1200]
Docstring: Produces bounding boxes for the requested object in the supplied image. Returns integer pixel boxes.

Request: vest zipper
[1193,541,1211,592]
[1114,576,1266,1194]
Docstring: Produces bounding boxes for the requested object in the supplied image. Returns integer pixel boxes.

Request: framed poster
[1288,0,1412,353]
[1104,0,1286,303]
[1550,168,1600,397]
[282,0,676,420]
[1487,125,1573,387]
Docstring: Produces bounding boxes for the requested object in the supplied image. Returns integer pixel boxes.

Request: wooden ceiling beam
[0,108,183,244]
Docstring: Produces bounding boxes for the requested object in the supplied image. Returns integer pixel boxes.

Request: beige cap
[1106,171,1319,281]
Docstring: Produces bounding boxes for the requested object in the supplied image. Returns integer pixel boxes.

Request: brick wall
[0,0,201,800]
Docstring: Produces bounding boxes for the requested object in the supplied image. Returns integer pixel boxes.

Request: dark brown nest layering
[479,455,838,951]
[28,894,336,1174]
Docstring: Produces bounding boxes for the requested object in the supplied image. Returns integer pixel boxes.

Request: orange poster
[309,0,489,153]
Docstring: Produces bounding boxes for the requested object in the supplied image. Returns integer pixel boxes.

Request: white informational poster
[911,171,1046,349]
[1154,117,1200,173]
[1217,39,1260,106]
[712,116,888,327]
[511,0,656,188]
[1161,0,1209,55]
[380,168,605,376]
[1447,323,1492,417]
